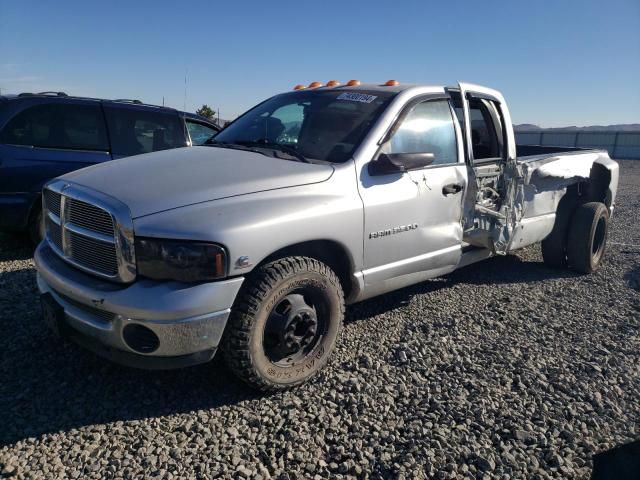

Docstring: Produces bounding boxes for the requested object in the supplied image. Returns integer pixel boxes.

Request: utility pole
[162,96,165,106]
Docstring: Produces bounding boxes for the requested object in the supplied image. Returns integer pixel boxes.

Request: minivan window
[0,103,108,151]
[387,100,458,166]
[104,107,185,157]
[186,120,218,146]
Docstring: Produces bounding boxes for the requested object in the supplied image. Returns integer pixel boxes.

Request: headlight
[135,237,227,282]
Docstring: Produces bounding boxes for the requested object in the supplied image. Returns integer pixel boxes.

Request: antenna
[183,68,188,112]
[183,68,189,146]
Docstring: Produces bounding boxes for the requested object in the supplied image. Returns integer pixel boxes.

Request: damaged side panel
[456,83,618,255]
[457,82,521,254]
[504,151,619,253]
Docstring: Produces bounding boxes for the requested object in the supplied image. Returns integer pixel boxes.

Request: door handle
[442,183,464,195]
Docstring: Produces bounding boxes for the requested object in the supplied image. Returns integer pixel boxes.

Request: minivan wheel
[29,208,45,245]
[222,256,344,391]
[566,202,609,274]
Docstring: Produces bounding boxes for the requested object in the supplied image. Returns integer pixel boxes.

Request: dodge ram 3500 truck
[35,81,619,390]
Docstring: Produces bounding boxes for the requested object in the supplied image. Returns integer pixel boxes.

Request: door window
[186,121,218,145]
[104,107,186,157]
[387,100,458,166]
[0,103,108,151]
[467,98,504,161]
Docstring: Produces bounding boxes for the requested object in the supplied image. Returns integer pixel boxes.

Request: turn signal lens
[308,81,323,88]
[384,79,399,86]
[326,80,340,87]
[293,84,305,90]
[346,79,361,86]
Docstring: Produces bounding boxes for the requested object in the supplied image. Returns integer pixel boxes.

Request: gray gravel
[1,160,639,479]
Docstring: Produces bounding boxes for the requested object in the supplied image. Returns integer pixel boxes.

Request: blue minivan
[0,92,219,241]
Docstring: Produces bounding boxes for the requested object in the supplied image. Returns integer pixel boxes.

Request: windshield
[212,89,395,163]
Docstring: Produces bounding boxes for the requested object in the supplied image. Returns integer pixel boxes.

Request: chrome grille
[68,231,119,275]
[43,189,61,217]
[47,217,63,251]
[42,182,136,282]
[68,198,115,236]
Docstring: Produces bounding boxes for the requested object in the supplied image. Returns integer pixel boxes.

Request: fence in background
[515,130,640,160]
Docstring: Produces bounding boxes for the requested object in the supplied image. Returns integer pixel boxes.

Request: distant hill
[514,124,640,132]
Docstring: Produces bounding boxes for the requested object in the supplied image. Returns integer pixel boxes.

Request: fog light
[123,324,159,354]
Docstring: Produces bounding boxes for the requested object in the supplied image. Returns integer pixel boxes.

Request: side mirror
[368,152,435,176]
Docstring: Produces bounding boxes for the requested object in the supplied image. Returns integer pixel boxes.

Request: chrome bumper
[35,242,244,365]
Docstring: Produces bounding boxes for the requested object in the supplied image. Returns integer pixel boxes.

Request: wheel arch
[257,239,356,300]
[27,192,42,221]
[587,162,613,209]
[539,159,613,267]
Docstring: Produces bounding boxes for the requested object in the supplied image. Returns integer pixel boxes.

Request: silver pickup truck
[35,81,619,390]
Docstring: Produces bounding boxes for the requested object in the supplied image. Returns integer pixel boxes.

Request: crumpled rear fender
[504,150,619,252]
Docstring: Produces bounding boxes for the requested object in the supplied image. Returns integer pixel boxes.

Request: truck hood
[61,146,334,218]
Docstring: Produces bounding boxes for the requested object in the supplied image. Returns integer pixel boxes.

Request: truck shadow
[0,254,576,446]
[450,253,580,285]
[0,267,259,447]
[346,253,578,323]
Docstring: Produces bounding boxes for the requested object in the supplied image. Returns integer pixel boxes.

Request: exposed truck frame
[35,81,619,390]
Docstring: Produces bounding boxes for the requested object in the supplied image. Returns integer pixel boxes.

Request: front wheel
[566,202,609,274]
[222,256,344,391]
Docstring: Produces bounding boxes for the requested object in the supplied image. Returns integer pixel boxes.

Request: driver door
[359,96,468,297]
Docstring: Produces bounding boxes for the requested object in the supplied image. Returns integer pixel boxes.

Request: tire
[566,202,609,274]
[29,207,45,245]
[222,256,344,391]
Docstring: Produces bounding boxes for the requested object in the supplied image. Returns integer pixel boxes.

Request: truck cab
[34,80,618,391]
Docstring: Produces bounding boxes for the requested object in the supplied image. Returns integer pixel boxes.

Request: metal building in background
[516,130,640,159]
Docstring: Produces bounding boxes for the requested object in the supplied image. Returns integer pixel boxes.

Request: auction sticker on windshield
[336,92,378,103]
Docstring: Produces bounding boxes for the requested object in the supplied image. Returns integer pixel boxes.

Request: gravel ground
[1,160,638,479]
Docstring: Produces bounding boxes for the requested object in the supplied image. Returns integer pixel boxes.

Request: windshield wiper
[205,140,273,157]
[235,140,311,164]
[205,140,248,149]
[205,139,311,164]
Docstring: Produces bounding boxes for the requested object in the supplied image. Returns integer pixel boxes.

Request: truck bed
[516,144,590,158]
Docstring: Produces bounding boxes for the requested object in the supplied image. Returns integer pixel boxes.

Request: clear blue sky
[1,0,638,126]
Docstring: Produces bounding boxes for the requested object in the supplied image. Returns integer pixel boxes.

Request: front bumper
[35,242,244,369]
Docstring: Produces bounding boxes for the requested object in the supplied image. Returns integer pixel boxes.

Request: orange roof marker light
[384,79,399,86]
[293,84,306,90]
[346,79,361,87]
[326,80,341,87]
[308,81,323,89]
